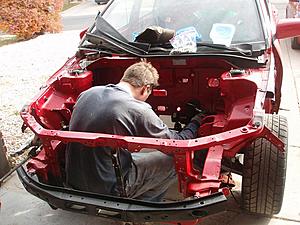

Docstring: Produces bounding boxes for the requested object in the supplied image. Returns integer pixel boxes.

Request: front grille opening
[96,208,121,219]
[191,210,208,217]
[67,203,87,212]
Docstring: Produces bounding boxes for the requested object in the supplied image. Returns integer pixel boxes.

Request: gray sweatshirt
[65,84,199,195]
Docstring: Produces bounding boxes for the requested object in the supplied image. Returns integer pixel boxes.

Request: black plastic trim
[17,166,227,222]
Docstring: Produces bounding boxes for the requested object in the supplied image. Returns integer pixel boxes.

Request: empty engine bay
[32,56,257,136]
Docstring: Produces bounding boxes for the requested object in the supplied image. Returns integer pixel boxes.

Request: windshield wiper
[196,43,253,56]
[146,42,253,56]
[84,32,148,56]
[80,14,150,56]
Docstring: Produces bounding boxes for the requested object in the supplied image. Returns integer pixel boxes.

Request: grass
[62,1,80,11]
[0,35,19,47]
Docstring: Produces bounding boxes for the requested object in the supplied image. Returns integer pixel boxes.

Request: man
[65,61,202,201]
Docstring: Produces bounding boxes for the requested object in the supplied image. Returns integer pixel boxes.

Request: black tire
[0,132,10,178]
[242,114,288,215]
[291,37,300,50]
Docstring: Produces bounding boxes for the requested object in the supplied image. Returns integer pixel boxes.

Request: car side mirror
[276,18,300,39]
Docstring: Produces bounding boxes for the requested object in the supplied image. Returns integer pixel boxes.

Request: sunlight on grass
[0,36,19,47]
[63,2,80,11]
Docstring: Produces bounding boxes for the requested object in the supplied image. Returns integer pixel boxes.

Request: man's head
[120,61,159,101]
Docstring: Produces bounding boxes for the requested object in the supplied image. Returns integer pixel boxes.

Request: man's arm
[138,108,201,140]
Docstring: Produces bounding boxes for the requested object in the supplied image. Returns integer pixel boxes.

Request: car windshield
[102,0,265,45]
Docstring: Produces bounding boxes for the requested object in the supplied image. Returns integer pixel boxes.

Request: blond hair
[121,61,159,88]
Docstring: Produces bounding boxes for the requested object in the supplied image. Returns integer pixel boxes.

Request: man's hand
[190,113,203,126]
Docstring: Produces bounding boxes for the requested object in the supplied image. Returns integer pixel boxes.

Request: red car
[286,0,300,49]
[17,0,300,224]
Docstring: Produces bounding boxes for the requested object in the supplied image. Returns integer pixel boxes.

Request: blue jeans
[125,151,177,202]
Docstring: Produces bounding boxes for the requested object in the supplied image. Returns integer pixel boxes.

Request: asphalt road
[61,0,106,31]
[62,15,95,31]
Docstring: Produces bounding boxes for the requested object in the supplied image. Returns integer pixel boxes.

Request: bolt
[252,121,261,128]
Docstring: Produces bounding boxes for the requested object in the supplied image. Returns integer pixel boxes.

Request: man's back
[65,84,149,194]
[65,83,199,196]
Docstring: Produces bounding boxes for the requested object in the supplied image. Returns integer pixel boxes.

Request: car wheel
[0,131,10,178]
[242,114,288,215]
[291,37,300,50]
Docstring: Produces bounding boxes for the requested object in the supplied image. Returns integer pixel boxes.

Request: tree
[0,0,64,40]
